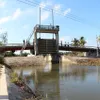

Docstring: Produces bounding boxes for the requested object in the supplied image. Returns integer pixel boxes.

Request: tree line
[71,36,86,47]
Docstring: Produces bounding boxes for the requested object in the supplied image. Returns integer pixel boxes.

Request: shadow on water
[13,63,100,100]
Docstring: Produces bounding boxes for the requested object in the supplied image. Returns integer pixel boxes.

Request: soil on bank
[62,56,100,66]
[4,56,46,67]
[4,56,100,67]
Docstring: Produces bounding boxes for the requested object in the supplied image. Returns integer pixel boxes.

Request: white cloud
[63,8,71,16]
[0,8,22,24]
[0,8,30,24]
[54,4,61,11]
[39,1,52,8]
[0,0,6,8]
[12,8,21,20]
[41,11,50,21]
[39,2,46,8]
[0,16,11,24]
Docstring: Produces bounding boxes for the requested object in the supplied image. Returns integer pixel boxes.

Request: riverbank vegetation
[0,56,4,64]
[10,72,44,100]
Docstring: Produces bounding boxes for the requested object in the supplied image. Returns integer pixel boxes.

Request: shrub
[10,72,23,84]
[0,56,4,64]
[4,51,15,57]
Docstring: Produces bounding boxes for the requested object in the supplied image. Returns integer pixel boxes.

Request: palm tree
[71,38,79,46]
[79,36,86,46]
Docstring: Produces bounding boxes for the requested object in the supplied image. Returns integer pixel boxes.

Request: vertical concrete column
[97,47,99,57]
[34,32,38,55]
[55,33,59,53]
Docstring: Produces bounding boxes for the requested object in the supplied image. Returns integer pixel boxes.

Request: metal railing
[34,24,59,31]
[3,43,33,46]
[0,43,97,49]
[59,43,97,49]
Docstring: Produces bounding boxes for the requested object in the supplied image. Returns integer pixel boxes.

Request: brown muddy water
[13,63,100,100]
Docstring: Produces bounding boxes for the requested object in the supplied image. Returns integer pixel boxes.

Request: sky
[0,0,100,46]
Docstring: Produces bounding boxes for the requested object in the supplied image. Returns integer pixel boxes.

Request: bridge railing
[59,43,97,49]
[0,43,97,49]
[5,43,23,46]
[34,24,59,31]
[3,43,33,46]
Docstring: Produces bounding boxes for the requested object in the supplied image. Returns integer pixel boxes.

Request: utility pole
[52,9,54,26]
[39,7,41,38]
[52,9,54,39]
[96,35,99,57]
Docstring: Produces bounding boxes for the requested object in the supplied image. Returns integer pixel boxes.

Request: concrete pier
[45,54,60,63]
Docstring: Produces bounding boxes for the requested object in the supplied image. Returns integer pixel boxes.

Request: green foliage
[4,51,15,57]
[71,36,86,56]
[0,41,3,46]
[79,36,86,46]
[10,72,19,83]
[71,38,80,46]
[0,56,4,64]
[10,72,23,84]
[71,36,86,47]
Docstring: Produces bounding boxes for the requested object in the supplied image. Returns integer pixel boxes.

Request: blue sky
[0,0,100,46]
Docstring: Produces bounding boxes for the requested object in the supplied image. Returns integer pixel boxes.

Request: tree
[96,35,100,47]
[71,38,79,46]
[79,36,86,46]
[0,32,8,45]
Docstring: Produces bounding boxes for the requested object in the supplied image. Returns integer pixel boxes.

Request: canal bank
[4,55,100,67]
[1,55,100,100]
[0,65,9,100]
[4,56,46,67]
[0,65,44,100]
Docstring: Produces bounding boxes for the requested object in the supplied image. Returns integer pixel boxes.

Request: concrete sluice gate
[37,39,57,54]
[34,24,59,55]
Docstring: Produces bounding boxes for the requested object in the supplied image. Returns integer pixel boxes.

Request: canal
[14,63,100,100]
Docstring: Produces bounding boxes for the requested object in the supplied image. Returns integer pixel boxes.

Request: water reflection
[14,63,100,100]
[59,64,88,81]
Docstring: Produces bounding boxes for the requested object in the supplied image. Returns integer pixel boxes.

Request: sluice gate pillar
[34,24,59,55]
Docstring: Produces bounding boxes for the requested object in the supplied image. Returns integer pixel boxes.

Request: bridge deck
[0,44,97,52]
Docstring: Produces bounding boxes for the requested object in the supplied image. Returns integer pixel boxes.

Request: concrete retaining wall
[0,66,9,100]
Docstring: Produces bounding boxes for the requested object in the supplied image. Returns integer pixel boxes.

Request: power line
[17,0,100,29]
[17,0,83,22]
[24,0,100,27]
[25,0,82,21]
